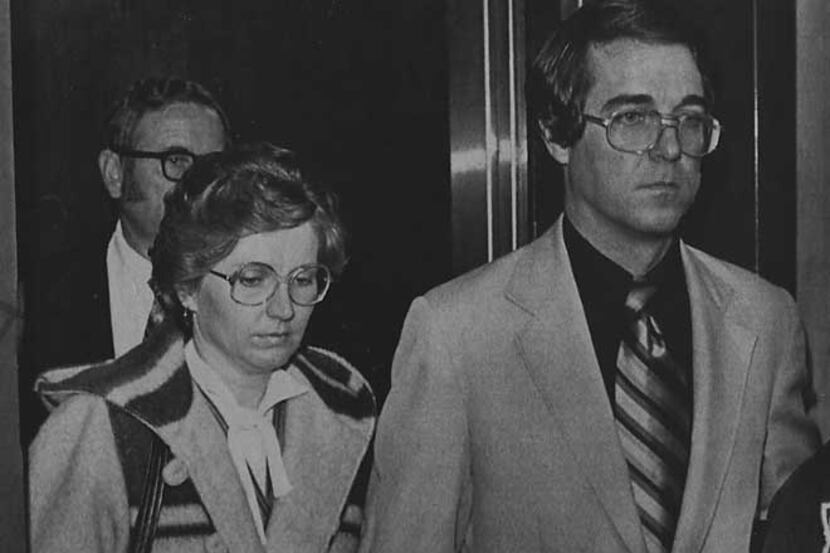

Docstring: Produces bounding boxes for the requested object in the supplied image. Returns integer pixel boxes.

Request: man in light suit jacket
[360,1,820,552]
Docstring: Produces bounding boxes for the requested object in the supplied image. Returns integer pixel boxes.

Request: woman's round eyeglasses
[208,262,332,306]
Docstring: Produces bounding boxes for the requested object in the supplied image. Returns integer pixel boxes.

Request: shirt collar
[110,220,152,284]
[184,340,309,419]
[563,215,685,307]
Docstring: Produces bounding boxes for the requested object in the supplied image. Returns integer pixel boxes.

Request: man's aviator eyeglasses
[208,262,332,307]
[111,147,197,182]
[582,109,722,158]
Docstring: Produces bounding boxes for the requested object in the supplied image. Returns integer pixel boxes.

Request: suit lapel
[156,386,266,553]
[673,246,757,553]
[265,364,374,552]
[507,218,645,553]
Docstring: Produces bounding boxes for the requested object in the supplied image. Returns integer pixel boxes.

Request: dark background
[13,0,797,434]
[13,0,454,409]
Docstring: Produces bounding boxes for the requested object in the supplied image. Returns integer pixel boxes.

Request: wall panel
[796,0,830,437]
[1,0,25,548]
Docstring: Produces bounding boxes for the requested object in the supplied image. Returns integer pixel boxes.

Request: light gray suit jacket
[361,217,819,553]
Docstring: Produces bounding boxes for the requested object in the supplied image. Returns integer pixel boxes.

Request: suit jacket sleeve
[29,395,131,553]
[360,296,472,553]
[759,294,821,513]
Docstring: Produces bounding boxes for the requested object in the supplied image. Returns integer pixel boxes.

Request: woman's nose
[265,284,295,320]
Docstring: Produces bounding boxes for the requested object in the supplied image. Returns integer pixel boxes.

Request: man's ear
[538,121,571,165]
[98,149,124,199]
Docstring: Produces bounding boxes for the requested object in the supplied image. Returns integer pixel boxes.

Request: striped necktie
[614,283,691,553]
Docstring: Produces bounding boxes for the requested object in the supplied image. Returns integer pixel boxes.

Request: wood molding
[0,0,26,548]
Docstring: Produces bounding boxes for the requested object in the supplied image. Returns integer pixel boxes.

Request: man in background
[21,77,230,440]
[360,1,819,551]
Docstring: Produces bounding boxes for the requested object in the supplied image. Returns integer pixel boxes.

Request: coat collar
[37,320,375,425]
[36,319,193,428]
[505,216,757,553]
[154,362,375,553]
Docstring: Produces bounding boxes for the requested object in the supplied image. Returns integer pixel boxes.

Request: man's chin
[635,203,693,234]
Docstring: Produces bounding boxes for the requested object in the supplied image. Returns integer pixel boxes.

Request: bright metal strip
[751,0,760,272]
[508,0,519,251]
[483,0,495,262]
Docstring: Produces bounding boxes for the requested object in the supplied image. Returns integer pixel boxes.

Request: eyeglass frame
[110,146,198,182]
[581,109,722,158]
[207,262,333,307]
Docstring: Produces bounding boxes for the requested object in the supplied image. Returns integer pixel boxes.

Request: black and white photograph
[2,0,829,551]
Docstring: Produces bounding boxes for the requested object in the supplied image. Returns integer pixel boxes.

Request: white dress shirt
[185,341,309,543]
[106,221,154,357]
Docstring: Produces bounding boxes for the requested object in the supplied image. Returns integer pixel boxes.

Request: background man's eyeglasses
[582,109,722,158]
[111,147,197,182]
[208,262,332,307]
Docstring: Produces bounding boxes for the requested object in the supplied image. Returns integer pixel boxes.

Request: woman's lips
[252,331,291,346]
[640,180,679,190]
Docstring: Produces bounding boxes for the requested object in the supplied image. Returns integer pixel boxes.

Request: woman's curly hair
[150,141,346,333]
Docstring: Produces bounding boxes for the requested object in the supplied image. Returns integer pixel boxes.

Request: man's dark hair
[103,77,232,150]
[528,0,714,148]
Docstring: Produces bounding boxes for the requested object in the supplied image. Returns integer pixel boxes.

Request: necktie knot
[625,282,658,315]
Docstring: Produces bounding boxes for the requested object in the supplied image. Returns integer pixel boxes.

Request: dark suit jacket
[761,440,830,553]
[21,238,114,443]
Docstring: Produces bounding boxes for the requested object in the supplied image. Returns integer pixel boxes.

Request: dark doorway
[14,0,452,441]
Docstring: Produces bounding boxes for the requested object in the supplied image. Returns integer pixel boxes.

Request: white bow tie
[226,410,292,499]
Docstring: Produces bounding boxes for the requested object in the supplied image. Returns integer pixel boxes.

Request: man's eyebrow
[600,94,654,113]
[162,146,197,154]
[677,94,708,110]
[598,93,710,114]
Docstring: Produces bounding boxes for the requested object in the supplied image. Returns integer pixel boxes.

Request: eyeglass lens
[609,111,716,156]
[162,152,196,181]
[231,263,330,306]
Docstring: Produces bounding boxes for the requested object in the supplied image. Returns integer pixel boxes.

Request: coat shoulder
[35,321,193,429]
[423,237,537,313]
[683,245,796,313]
[295,346,377,421]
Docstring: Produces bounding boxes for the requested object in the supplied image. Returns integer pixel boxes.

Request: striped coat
[29,321,376,553]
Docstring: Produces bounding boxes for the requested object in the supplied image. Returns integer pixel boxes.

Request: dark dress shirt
[20,238,115,445]
[562,216,693,405]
